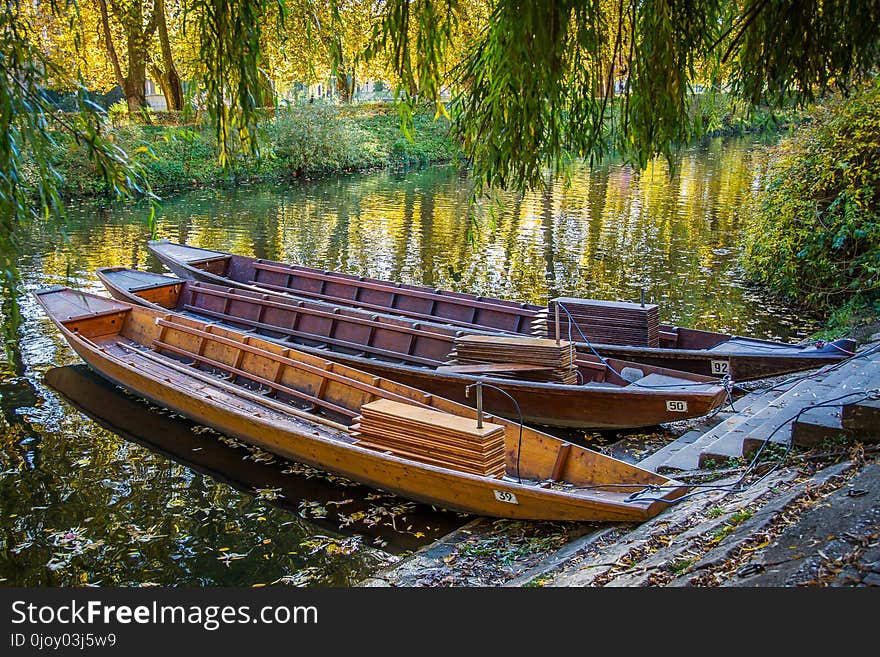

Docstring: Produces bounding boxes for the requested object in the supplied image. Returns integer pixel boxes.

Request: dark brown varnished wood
[99,267,731,429]
[147,240,856,381]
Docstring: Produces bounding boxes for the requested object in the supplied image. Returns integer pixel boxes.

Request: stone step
[740,357,880,458]
[637,429,703,472]
[842,397,880,432]
[697,351,877,463]
[652,385,795,472]
[794,399,880,447]
[791,405,848,447]
[649,347,879,472]
[698,385,838,466]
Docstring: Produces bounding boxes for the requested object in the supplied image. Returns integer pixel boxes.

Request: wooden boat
[98,267,729,429]
[34,286,687,521]
[147,239,856,381]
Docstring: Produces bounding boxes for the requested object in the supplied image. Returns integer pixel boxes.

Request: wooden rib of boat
[147,240,856,381]
[34,286,687,521]
[98,267,729,429]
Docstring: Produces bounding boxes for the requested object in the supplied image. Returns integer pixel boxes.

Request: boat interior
[149,242,854,357]
[98,268,721,391]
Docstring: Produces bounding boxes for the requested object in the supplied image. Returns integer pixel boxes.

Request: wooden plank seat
[150,317,437,416]
[252,260,542,315]
[246,278,530,333]
[352,399,506,477]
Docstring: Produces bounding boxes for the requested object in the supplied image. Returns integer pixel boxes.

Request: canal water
[0,137,821,586]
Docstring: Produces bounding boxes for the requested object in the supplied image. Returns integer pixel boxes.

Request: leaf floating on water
[127,524,167,543]
[271,567,321,587]
[298,500,328,518]
[217,551,248,566]
[243,446,276,464]
[300,535,363,556]
[254,487,283,501]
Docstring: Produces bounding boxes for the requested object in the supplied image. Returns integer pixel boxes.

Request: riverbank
[53,103,459,199]
[360,334,880,587]
[51,94,812,203]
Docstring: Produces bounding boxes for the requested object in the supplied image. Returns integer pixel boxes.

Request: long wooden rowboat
[98,267,729,429]
[147,240,856,381]
[34,286,687,521]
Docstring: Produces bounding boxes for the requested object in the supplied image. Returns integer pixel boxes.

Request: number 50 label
[666,400,688,412]
[493,490,519,504]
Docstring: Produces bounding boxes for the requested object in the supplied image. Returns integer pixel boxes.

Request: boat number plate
[493,490,519,504]
[666,400,689,412]
[710,360,730,375]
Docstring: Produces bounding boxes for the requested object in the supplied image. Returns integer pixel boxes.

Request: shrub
[266,105,382,173]
[107,100,129,126]
[741,80,880,311]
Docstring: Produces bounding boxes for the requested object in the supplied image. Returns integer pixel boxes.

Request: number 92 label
[710,360,730,375]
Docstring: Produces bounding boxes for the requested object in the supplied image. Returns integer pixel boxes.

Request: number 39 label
[710,359,730,375]
[493,490,519,504]
[666,400,689,412]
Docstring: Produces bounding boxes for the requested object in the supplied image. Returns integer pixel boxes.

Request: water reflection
[1,136,821,586]
[0,366,461,587]
[21,138,815,340]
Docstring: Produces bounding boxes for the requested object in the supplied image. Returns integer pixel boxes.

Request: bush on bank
[50,103,458,198]
[741,80,880,317]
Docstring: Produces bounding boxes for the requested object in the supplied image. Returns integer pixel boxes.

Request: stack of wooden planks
[449,334,578,384]
[551,297,660,347]
[351,399,507,477]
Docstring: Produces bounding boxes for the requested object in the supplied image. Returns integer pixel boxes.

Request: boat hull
[99,268,729,429]
[148,240,853,381]
[577,343,851,382]
[54,334,667,521]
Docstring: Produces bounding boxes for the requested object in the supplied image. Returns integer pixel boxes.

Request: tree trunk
[337,68,353,103]
[153,0,183,110]
[124,1,148,114]
[97,0,152,116]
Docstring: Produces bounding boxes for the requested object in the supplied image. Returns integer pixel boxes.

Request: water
[0,136,821,586]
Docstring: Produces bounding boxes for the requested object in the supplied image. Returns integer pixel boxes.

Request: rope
[748,341,880,397]
[618,388,876,505]
[556,300,733,390]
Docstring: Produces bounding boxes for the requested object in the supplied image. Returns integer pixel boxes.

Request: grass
[49,103,459,200]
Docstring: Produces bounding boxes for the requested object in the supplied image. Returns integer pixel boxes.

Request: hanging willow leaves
[371,0,880,191]
[367,0,461,139]
[190,0,287,166]
[0,0,151,366]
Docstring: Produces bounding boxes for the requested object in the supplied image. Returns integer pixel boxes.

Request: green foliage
[50,105,458,196]
[372,0,880,191]
[192,0,281,166]
[741,81,880,311]
[267,105,377,172]
[107,100,130,126]
[0,1,151,365]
